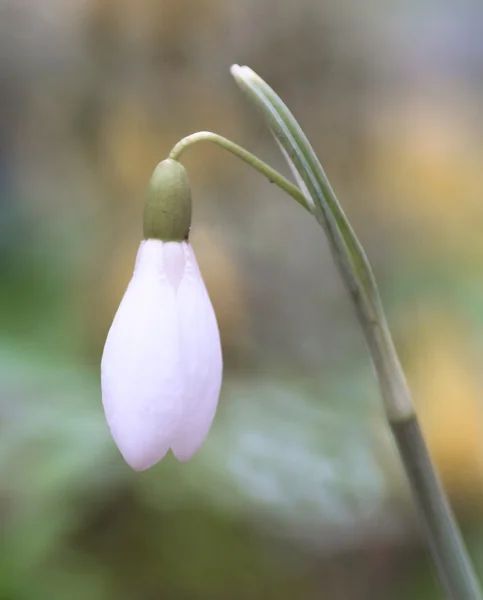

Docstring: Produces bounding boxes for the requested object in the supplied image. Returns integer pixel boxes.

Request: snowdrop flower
[101,159,223,471]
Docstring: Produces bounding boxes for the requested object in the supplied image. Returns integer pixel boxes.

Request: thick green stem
[392,418,482,600]
[230,63,483,600]
[169,132,310,212]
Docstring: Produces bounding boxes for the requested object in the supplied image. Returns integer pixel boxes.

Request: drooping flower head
[101,160,223,471]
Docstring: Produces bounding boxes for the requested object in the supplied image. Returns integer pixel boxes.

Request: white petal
[101,240,184,471]
[170,243,223,461]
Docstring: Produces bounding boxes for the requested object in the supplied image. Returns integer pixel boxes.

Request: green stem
[168,132,310,212]
[230,64,482,600]
[392,417,482,600]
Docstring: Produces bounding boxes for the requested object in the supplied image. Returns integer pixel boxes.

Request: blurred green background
[2,1,483,598]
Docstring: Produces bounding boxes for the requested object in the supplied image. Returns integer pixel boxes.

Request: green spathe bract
[143,159,192,241]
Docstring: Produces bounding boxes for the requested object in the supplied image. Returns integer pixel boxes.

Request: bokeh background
[2,0,483,598]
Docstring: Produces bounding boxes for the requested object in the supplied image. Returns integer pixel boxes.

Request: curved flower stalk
[101,160,222,471]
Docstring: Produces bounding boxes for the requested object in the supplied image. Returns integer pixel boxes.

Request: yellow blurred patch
[372,99,483,255]
[101,99,167,197]
[405,310,483,508]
